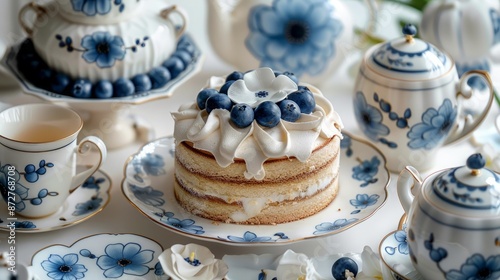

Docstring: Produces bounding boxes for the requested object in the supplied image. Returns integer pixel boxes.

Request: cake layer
[174,136,340,224]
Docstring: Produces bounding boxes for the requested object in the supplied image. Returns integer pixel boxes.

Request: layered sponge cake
[172,68,343,225]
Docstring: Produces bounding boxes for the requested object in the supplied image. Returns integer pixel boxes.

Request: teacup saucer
[379,230,424,280]
[0,170,111,233]
[29,233,166,280]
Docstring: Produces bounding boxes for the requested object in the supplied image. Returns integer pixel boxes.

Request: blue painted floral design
[407,99,457,150]
[313,218,358,235]
[41,253,88,280]
[246,0,343,77]
[15,221,36,229]
[340,134,353,157]
[24,160,54,183]
[154,262,164,276]
[96,242,154,278]
[354,91,390,143]
[456,60,490,90]
[72,197,103,216]
[129,184,165,207]
[352,156,380,187]
[350,194,380,210]
[81,31,125,68]
[70,0,115,16]
[224,231,274,243]
[0,164,28,212]
[385,230,409,256]
[82,176,105,190]
[137,153,165,176]
[446,254,500,280]
[159,212,205,234]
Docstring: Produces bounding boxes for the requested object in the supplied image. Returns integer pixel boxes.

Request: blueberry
[225,71,244,82]
[205,93,232,114]
[172,50,192,66]
[230,103,254,128]
[177,40,196,56]
[113,77,135,97]
[93,80,113,98]
[287,88,316,114]
[49,72,71,94]
[32,67,54,89]
[148,66,171,89]
[254,101,281,128]
[279,99,301,122]
[274,70,299,85]
[196,88,219,110]
[131,74,152,92]
[219,80,235,94]
[69,78,92,98]
[331,257,358,280]
[162,56,185,79]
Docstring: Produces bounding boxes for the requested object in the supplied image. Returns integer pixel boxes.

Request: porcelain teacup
[353,25,494,172]
[0,103,107,218]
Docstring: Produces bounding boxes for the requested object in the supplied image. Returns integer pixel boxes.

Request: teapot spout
[397,166,422,215]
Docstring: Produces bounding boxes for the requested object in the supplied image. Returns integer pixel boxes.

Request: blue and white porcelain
[18,0,187,83]
[420,0,500,83]
[29,233,165,279]
[0,170,111,233]
[55,0,144,24]
[206,0,378,85]
[397,153,500,280]
[121,132,389,245]
[353,24,495,172]
[379,230,424,280]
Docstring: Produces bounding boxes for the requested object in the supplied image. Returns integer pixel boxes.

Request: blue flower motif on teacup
[313,218,358,235]
[384,230,409,256]
[55,31,149,68]
[41,253,88,280]
[70,0,129,16]
[423,233,500,279]
[407,99,457,150]
[0,164,29,212]
[72,196,103,216]
[95,242,155,278]
[129,184,165,207]
[352,156,380,187]
[245,0,343,77]
[227,67,297,108]
[24,160,54,183]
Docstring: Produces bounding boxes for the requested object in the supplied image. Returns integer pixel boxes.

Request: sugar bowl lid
[366,24,453,80]
[424,154,500,218]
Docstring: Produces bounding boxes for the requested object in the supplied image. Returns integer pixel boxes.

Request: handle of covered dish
[160,5,188,40]
[19,2,48,36]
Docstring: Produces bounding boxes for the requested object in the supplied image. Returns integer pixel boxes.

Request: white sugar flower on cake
[158,243,228,280]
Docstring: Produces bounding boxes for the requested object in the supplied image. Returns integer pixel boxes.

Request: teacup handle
[70,136,107,192]
[445,70,495,145]
[18,2,48,36]
[397,166,423,215]
[160,5,188,40]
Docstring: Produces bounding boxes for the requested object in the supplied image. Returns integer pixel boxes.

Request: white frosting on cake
[172,69,343,180]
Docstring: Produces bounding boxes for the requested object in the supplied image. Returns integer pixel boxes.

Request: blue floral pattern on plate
[245,0,343,78]
[31,233,164,279]
[122,132,389,245]
[0,170,111,233]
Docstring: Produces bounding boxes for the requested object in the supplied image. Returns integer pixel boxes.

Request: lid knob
[402,24,417,43]
[466,153,486,176]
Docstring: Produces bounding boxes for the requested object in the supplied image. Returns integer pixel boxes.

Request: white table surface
[0,0,497,272]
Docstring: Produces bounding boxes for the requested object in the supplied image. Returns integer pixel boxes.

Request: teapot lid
[425,154,500,217]
[366,24,453,80]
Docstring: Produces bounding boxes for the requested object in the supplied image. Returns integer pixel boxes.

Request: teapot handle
[160,5,188,40]
[18,2,48,36]
[444,70,494,145]
[397,166,422,214]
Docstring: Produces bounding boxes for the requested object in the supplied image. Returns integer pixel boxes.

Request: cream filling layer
[172,77,343,180]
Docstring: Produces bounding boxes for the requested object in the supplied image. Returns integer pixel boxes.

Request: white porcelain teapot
[206,0,377,85]
[397,153,500,280]
[420,0,500,83]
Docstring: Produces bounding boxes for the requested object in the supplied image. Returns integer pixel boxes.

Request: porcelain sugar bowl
[397,154,500,280]
[353,24,494,172]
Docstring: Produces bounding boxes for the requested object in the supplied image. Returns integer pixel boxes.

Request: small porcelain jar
[53,0,143,25]
[353,24,494,172]
[18,0,187,82]
[397,154,500,280]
